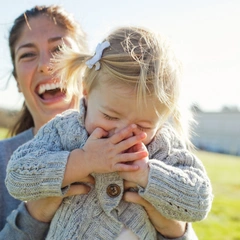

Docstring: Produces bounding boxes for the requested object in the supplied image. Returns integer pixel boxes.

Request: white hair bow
[86,41,110,70]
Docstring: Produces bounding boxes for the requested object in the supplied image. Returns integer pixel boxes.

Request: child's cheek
[143,134,154,145]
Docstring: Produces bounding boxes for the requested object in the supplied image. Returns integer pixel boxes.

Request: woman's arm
[123,189,198,240]
[0,181,93,240]
[0,202,49,240]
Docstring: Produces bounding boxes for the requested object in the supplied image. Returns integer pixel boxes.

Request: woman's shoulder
[0,128,34,164]
[0,128,33,149]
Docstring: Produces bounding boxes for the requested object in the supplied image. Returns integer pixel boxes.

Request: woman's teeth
[38,82,62,95]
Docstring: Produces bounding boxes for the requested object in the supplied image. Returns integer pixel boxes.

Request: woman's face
[14,15,79,132]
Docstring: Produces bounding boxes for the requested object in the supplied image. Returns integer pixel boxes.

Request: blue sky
[0,0,239,111]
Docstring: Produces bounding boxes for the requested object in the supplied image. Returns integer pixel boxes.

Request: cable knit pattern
[5,99,212,240]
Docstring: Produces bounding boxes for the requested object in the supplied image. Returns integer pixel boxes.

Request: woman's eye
[19,52,35,59]
[52,45,62,54]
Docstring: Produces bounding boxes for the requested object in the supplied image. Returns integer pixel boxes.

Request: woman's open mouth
[37,82,66,102]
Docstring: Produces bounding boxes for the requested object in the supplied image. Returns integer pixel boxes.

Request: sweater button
[106,184,121,197]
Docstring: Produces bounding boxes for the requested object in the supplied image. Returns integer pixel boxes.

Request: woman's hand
[25,175,94,223]
[123,181,186,238]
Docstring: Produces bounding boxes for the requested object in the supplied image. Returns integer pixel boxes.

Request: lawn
[193,151,240,240]
[0,129,239,239]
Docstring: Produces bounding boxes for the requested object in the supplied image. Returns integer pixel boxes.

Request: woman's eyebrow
[48,36,64,43]
[16,36,64,54]
[16,43,34,54]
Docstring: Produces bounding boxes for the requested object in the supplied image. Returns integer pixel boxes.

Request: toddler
[6,26,212,240]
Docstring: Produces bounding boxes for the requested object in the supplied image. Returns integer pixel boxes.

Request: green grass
[0,128,239,239]
[193,151,240,240]
[0,127,8,140]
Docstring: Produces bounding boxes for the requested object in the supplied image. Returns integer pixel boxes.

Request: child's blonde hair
[53,26,194,148]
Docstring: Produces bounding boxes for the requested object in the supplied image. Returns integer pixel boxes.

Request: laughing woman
[0,5,93,239]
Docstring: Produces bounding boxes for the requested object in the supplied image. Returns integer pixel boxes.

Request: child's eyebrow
[102,105,120,115]
[103,105,155,125]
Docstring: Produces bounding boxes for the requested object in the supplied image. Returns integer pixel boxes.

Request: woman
[0,5,93,239]
[0,5,197,240]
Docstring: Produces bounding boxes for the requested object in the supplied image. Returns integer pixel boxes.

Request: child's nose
[109,122,133,137]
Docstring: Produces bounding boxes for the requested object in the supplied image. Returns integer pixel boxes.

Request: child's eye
[137,125,150,131]
[137,126,145,131]
[103,114,118,121]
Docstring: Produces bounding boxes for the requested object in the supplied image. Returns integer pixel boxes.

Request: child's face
[84,82,161,145]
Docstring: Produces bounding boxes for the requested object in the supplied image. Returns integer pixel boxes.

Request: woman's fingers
[65,175,95,196]
[65,183,91,197]
[80,175,95,184]
[123,191,150,208]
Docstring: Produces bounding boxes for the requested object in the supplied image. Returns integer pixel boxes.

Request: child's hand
[118,142,150,188]
[81,124,148,175]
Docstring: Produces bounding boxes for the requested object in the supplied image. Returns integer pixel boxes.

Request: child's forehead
[97,72,134,90]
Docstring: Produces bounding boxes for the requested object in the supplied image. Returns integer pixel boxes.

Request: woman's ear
[13,70,21,92]
[16,81,22,93]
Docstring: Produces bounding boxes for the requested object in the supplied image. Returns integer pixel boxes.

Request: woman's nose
[37,52,52,74]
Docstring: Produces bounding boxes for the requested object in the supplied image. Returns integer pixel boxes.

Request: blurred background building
[192,106,240,156]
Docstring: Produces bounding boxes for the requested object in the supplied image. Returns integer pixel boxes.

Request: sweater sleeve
[139,124,213,222]
[5,110,86,201]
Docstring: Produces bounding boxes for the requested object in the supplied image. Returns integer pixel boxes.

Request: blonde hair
[53,26,194,148]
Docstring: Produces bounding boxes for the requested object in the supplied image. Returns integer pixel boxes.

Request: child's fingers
[126,142,148,153]
[131,126,145,136]
[118,150,148,163]
[88,127,109,140]
[117,134,147,153]
[110,124,144,144]
[112,151,147,171]
[114,163,139,172]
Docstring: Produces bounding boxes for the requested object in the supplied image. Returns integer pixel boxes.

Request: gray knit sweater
[6,100,212,240]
